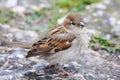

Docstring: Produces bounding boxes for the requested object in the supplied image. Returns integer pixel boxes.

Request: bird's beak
[80,22,85,27]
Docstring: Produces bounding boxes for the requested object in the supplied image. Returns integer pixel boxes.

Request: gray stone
[5,0,18,8]
[111,25,120,36]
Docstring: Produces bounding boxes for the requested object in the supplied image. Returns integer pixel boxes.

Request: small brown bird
[26,13,90,75]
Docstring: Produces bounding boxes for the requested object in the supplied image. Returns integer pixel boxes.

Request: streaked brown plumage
[26,25,76,57]
[26,13,89,75]
[26,13,84,57]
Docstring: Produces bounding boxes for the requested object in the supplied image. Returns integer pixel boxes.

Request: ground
[0,0,120,80]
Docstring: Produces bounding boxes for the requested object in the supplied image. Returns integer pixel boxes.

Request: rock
[86,3,107,10]
[0,24,39,42]
[109,17,117,26]
[0,55,7,66]
[2,33,13,42]
[10,48,26,58]
[111,25,120,36]
[92,10,104,17]
[32,60,48,70]
[11,6,25,14]
[104,34,111,40]
[5,0,18,8]
[94,3,107,10]
[39,3,51,9]
[68,73,85,80]
[0,24,11,31]
[117,20,120,25]
[10,28,38,42]
[0,70,24,80]
[104,0,111,5]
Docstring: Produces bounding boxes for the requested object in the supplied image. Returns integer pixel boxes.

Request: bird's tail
[26,49,36,58]
[1,42,33,49]
[26,49,42,58]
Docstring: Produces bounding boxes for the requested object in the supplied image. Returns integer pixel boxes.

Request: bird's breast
[46,32,90,64]
[46,38,88,64]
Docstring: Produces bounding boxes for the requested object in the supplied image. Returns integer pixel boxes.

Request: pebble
[104,0,111,5]
[109,17,117,26]
[111,25,120,36]
[12,6,25,14]
[94,3,107,10]
[10,28,38,42]
[32,60,48,70]
[86,3,107,10]
[5,0,18,8]
[93,10,104,17]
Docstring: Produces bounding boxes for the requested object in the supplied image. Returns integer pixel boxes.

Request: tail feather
[26,48,51,58]
[1,42,33,49]
[26,49,38,58]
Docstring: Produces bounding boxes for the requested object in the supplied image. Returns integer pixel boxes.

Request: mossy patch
[89,35,120,53]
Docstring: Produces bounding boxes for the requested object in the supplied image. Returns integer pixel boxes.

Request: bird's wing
[26,26,76,57]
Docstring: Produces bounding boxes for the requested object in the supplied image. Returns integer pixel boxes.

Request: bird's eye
[70,22,75,25]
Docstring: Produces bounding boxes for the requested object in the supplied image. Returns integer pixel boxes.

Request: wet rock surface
[0,0,120,80]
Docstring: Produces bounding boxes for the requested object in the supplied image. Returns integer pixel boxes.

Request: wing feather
[26,26,76,58]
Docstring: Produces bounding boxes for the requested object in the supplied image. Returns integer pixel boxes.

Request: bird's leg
[45,64,51,69]
[55,64,70,75]
[45,64,54,69]
[45,64,70,75]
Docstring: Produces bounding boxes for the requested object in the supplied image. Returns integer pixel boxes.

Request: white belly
[46,40,88,64]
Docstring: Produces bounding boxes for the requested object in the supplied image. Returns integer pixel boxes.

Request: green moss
[54,0,102,11]
[90,35,120,53]
[0,9,17,24]
[9,10,17,18]
[25,10,42,24]
[83,0,102,4]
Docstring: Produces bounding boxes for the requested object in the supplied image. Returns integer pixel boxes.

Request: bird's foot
[45,64,55,69]
[55,64,71,76]
[45,64,72,75]
[59,71,71,76]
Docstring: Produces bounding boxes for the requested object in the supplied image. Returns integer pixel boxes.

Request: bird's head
[63,13,85,30]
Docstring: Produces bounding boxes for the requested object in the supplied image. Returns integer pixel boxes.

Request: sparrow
[25,13,90,75]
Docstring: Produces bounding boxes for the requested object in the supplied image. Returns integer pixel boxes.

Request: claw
[55,64,71,76]
[45,64,71,75]
[45,64,55,69]
[59,71,71,76]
